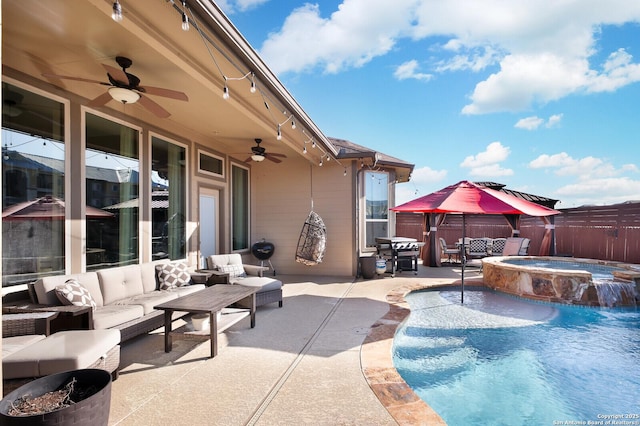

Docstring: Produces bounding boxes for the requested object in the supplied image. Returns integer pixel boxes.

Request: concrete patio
[108,263,483,425]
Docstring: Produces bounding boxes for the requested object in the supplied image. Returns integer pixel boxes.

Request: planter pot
[360,256,376,279]
[0,369,112,426]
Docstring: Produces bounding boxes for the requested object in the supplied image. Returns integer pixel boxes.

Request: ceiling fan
[245,139,287,163]
[42,56,188,118]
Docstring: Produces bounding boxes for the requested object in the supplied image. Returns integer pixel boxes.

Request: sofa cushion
[2,335,46,360]
[34,272,103,306]
[157,262,191,289]
[141,260,169,293]
[217,263,246,278]
[55,279,97,310]
[207,253,243,269]
[113,291,179,315]
[98,265,145,306]
[232,276,282,293]
[3,329,121,379]
[167,283,206,298]
[92,304,145,330]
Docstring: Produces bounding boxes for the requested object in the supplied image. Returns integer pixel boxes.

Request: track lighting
[112,0,123,22]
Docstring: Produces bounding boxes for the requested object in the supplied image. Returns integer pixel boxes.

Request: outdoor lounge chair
[439,238,460,264]
[490,238,507,256]
[467,238,489,259]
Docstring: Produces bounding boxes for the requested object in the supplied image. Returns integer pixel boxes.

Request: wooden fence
[395,201,640,264]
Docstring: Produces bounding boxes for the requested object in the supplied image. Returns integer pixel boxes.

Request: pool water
[393,289,640,425]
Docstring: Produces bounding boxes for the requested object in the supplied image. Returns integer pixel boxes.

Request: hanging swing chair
[295,210,326,265]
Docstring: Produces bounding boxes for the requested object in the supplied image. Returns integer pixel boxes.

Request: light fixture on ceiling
[251,154,265,162]
[112,0,123,22]
[181,1,190,31]
[108,87,140,104]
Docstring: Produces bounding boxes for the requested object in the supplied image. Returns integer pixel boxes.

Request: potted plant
[0,369,112,426]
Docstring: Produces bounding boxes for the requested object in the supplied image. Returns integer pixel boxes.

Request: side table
[2,303,93,332]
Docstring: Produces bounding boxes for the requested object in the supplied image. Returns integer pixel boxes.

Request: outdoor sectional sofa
[30,260,206,342]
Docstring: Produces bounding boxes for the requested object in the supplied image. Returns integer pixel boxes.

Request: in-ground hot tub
[482,256,640,307]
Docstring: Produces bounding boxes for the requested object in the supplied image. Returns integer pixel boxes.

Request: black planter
[0,369,112,426]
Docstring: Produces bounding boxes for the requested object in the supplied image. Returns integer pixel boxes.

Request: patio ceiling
[2,0,335,163]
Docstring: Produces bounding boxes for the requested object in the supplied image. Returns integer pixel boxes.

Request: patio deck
[107,264,483,425]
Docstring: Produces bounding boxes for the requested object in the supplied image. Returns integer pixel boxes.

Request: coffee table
[154,284,257,358]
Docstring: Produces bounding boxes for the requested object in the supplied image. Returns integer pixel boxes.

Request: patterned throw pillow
[217,264,246,278]
[55,279,97,310]
[157,262,192,290]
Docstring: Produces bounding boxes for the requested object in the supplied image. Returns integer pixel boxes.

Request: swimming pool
[393,288,640,425]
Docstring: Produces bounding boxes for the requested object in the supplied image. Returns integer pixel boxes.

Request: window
[365,171,389,247]
[151,136,186,260]
[2,82,65,287]
[231,164,249,251]
[85,113,139,269]
[198,150,224,177]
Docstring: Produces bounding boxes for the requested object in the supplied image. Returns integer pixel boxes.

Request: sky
[215,0,640,208]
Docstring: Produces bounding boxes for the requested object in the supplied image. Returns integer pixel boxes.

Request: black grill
[251,239,276,275]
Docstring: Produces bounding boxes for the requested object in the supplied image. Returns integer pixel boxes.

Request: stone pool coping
[360,278,486,425]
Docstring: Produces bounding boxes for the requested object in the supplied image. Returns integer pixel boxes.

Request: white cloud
[410,165,448,183]
[395,166,447,204]
[217,0,268,13]
[260,1,417,74]
[394,60,432,81]
[515,116,545,130]
[259,1,640,112]
[515,114,563,130]
[460,142,513,177]
[546,114,563,128]
[528,152,640,204]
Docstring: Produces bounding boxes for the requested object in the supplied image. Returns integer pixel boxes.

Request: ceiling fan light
[251,154,265,162]
[112,0,123,22]
[108,87,140,104]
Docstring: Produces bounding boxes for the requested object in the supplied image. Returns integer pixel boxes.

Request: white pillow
[217,264,246,278]
[55,279,97,310]
[157,262,192,289]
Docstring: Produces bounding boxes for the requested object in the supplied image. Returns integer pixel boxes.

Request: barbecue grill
[375,237,424,276]
[251,239,276,276]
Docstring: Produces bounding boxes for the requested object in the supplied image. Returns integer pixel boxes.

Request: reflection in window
[198,151,223,177]
[2,83,65,287]
[365,171,389,247]
[152,137,186,260]
[231,164,249,251]
[86,113,139,269]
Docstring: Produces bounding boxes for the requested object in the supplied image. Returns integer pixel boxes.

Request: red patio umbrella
[391,180,561,302]
[2,195,113,220]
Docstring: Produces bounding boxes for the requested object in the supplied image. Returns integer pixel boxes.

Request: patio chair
[467,238,489,259]
[518,238,531,255]
[490,238,507,256]
[439,238,460,264]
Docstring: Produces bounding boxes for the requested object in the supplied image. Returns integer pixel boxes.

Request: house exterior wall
[249,157,355,276]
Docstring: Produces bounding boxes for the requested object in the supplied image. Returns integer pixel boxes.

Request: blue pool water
[393,289,640,425]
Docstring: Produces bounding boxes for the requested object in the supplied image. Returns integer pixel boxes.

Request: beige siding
[249,157,354,276]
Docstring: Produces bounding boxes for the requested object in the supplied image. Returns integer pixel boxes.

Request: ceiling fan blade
[139,86,189,101]
[102,64,129,85]
[269,153,287,158]
[87,91,114,107]
[42,73,108,85]
[137,95,171,118]
[266,155,283,163]
[244,156,253,163]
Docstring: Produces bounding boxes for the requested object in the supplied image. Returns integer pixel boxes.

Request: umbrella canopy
[2,195,113,220]
[391,181,561,303]
[392,180,560,216]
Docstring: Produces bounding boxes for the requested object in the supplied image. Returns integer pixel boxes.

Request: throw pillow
[217,263,246,278]
[157,262,192,289]
[55,279,97,310]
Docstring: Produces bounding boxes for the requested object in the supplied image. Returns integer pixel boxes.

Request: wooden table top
[154,284,257,314]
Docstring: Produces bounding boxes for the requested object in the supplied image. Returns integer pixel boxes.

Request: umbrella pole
[461,214,466,304]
